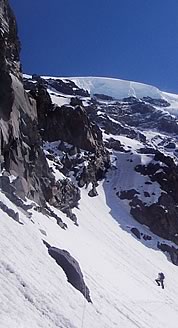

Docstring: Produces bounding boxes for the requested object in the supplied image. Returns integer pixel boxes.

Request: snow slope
[1,163,178,328]
[48,91,71,107]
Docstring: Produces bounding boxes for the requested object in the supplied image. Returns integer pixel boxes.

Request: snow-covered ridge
[37,75,161,99]
[68,77,178,117]
[24,74,178,115]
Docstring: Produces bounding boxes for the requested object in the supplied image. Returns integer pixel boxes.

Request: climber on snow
[155,272,165,289]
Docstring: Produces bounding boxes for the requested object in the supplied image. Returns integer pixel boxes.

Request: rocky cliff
[0,0,54,205]
[0,0,109,223]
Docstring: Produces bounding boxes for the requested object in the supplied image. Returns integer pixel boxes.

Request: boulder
[0,175,15,194]
[118,189,140,200]
[88,185,98,197]
[48,247,92,302]
[131,227,141,239]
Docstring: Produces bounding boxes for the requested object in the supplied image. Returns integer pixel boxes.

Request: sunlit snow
[1,163,178,327]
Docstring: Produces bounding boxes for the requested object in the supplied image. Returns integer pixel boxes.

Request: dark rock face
[157,242,178,266]
[24,76,89,97]
[29,82,104,153]
[0,0,21,78]
[0,175,15,194]
[47,78,89,97]
[130,193,178,244]
[0,0,19,123]
[142,97,170,107]
[135,151,178,203]
[116,149,178,246]
[24,79,110,197]
[129,150,178,244]
[86,95,178,136]
[1,88,54,205]
[33,84,54,133]
[44,104,102,152]
[0,1,53,205]
[48,247,92,302]
[0,1,82,216]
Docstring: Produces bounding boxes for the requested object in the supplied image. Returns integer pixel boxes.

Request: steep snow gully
[1,161,178,328]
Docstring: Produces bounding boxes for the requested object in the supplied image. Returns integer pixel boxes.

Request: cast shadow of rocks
[103,175,178,266]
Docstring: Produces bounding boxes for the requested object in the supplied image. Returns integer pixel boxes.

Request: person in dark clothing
[155,272,165,289]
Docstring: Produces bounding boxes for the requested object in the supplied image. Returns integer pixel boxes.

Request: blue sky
[10,0,178,93]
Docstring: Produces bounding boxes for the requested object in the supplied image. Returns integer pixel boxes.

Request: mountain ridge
[25,74,178,100]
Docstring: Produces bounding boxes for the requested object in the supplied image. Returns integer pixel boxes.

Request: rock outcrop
[157,242,178,266]
[0,0,110,221]
[0,0,21,79]
[24,78,110,195]
[130,192,178,245]
[124,151,178,244]
[0,0,51,204]
[0,1,82,218]
[43,242,92,302]
[26,80,105,153]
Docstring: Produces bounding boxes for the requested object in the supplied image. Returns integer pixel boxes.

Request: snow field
[1,167,178,328]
